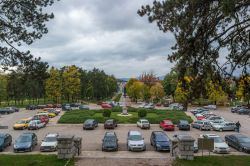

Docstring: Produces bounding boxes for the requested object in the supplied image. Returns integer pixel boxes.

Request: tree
[0,0,57,68]
[174,76,192,110]
[139,72,159,87]
[45,67,62,103]
[0,74,7,104]
[127,81,144,102]
[138,1,250,81]
[163,68,178,99]
[62,65,81,102]
[150,83,165,103]
[206,80,228,105]
[141,84,151,102]
[236,76,250,104]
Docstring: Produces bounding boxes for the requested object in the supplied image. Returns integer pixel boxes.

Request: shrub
[127,107,138,112]
[138,109,147,118]
[103,109,111,117]
[111,106,122,112]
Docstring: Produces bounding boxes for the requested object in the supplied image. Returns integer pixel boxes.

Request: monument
[118,93,131,116]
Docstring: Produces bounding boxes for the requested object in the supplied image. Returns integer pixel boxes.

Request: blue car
[14,133,37,152]
[0,133,12,152]
[150,131,170,151]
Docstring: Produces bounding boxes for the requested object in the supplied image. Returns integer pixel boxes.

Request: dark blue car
[0,133,12,151]
[14,133,37,152]
[150,131,170,151]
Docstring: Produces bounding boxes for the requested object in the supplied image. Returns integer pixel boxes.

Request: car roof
[140,119,148,121]
[231,134,247,138]
[153,131,166,136]
[105,132,116,136]
[129,131,141,135]
[203,134,220,138]
[46,133,58,137]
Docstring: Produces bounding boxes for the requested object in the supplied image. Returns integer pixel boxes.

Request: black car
[150,131,170,151]
[225,134,250,153]
[26,105,37,110]
[177,120,190,130]
[83,119,98,130]
[0,133,12,151]
[0,108,14,114]
[102,131,118,151]
[104,119,118,129]
[237,108,250,115]
[14,133,37,152]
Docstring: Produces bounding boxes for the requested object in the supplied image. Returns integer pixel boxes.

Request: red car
[196,114,205,120]
[101,103,112,109]
[160,120,175,131]
[32,115,49,124]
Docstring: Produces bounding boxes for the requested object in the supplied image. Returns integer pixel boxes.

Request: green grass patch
[0,154,74,166]
[173,156,250,166]
[58,108,193,124]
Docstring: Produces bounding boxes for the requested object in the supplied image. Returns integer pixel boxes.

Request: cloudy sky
[28,0,175,78]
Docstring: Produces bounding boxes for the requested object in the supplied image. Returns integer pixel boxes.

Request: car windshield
[16,135,31,143]
[210,137,224,143]
[104,136,116,142]
[85,120,93,124]
[238,137,250,143]
[165,121,173,125]
[141,121,149,124]
[30,121,37,124]
[129,135,142,141]
[0,138,4,144]
[106,120,113,124]
[44,137,57,142]
[180,121,188,124]
[16,120,26,124]
[156,135,168,142]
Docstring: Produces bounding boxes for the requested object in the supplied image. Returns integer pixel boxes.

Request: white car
[28,120,46,130]
[138,103,147,108]
[203,105,217,110]
[127,131,146,151]
[137,119,150,129]
[200,134,230,153]
[40,133,59,152]
[209,120,225,129]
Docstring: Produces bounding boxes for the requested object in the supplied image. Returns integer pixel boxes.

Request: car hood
[214,142,229,148]
[128,140,144,145]
[14,124,25,127]
[14,142,31,148]
[156,141,169,146]
[41,142,57,147]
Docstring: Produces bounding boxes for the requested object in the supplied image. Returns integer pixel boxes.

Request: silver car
[191,120,211,130]
[213,122,236,132]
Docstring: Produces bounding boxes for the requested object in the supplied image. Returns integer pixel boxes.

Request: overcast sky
[28,0,175,78]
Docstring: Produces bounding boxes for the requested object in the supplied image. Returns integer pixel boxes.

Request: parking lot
[0,107,250,155]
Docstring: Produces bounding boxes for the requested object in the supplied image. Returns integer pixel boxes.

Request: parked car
[37,105,47,109]
[225,134,250,153]
[32,115,49,124]
[70,103,81,110]
[0,133,12,151]
[200,134,230,153]
[237,108,250,115]
[5,107,19,112]
[144,103,155,109]
[206,116,224,122]
[231,106,245,113]
[37,112,56,118]
[14,133,37,152]
[101,103,112,109]
[191,120,211,130]
[168,103,184,111]
[47,109,59,115]
[137,119,150,129]
[212,122,236,132]
[79,105,90,110]
[195,114,205,121]
[127,131,146,151]
[160,120,175,131]
[203,105,217,110]
[26,105,37,110]
[190,108,209,115]
[40,133,59,152]
[62,104,71,111]
[150,131,170,151]
[177,120,190,130]
[28,120,46,130]
[83,119,98,130]
[104,119,117,129]
[13,118,32,130]
[102,131,118,151]
[209,120,225,129]
[0,108,14,114]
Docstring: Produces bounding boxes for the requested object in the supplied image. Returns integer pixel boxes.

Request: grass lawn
[0,154,74,166]
[58,108,193,124]
[173,156,250,166]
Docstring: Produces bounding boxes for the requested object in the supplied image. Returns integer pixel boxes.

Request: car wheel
[219,128,223,132]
